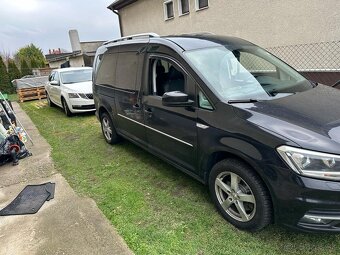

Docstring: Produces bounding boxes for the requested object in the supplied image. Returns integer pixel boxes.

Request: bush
[0,57,14,94]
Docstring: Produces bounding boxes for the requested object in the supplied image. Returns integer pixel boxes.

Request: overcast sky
[0,0,120,56]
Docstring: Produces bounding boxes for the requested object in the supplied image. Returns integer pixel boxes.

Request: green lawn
[21,100,340,255]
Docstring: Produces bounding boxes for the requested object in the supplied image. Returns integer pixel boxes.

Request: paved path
[0,102,133,255]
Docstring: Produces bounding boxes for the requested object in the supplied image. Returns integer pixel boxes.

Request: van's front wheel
[100,113,121,144]
[209,159,272,232]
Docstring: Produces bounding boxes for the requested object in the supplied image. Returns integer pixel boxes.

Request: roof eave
[107,0,138,11]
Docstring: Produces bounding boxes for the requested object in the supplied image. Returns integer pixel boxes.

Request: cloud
[0,0,120,55]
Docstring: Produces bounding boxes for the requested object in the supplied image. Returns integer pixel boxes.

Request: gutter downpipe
[112,9,123,37]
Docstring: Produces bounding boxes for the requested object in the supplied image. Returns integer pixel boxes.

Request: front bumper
[266,165,340,232]
[69,98,95,113]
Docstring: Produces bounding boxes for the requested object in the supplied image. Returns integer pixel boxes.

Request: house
[108,0,340,85]
[45,30,105,69]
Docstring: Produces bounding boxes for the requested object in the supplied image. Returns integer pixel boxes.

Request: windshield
[60,69,92,84]
[184,46,313,101]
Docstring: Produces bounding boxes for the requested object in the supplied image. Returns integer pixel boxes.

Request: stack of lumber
[17,87,46,103]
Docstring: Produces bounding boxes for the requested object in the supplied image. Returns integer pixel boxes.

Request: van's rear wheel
[100,112,121,144]
[209,159,272,232]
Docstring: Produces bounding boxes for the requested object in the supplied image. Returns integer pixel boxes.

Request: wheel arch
[98,106,109,119]
[202,150,276,221]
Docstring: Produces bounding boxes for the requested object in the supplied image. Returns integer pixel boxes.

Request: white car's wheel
[62,98,72,117]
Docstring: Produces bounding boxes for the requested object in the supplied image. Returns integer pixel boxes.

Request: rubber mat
[0,182,55,216]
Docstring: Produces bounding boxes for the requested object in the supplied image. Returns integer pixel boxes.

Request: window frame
[164,0,175,21]
[195,0,209,11]
[178,0,190,16]
[148,54,195,99]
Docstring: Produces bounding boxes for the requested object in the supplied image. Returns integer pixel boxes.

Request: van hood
[63,81,92,93]
[233,85,340,154]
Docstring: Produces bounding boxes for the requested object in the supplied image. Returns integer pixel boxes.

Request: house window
[195,0,209,10]
[178,0,189,16]
[164,1,174,20]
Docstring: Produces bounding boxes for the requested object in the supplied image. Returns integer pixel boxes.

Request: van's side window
[198,90,213,110]
[150,58,186,96]
[116,52,139,90]
[96,53,117,86]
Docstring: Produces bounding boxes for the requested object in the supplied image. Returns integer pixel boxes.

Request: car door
[48,71,62,105]
[52,72,62,105]
[142,56,197,172]
[114,42,147,146]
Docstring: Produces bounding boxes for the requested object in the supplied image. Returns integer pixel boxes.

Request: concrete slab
[0,102,133,255]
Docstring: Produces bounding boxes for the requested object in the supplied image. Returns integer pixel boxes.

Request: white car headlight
[68,93,79,98]
[277,145,340,181]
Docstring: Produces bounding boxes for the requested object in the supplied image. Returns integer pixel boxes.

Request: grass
[21,100,340,255]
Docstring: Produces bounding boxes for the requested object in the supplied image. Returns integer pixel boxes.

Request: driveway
[0,102,133,255]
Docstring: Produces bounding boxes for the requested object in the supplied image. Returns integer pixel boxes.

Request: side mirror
[162,91,194,107]
[332,80,340,88]
[50,80,59,86]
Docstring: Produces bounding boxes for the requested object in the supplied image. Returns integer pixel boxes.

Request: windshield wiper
[228,99,258,104]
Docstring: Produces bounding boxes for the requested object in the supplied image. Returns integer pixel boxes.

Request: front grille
[72,104,95,110]
[86,93,93,99]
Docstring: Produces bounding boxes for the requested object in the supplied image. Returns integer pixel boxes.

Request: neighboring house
[45,30,105,69]
[108,0,340,85]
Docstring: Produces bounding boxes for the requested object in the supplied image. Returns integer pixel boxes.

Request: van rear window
[95,53,118,86]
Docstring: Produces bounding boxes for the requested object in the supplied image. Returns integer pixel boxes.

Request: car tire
[62,98,72,117]
[100,112,121,144]
[209,158,272,232]
[46,93,55,107]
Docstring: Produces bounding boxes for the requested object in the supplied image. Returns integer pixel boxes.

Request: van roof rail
[103,33,160,45]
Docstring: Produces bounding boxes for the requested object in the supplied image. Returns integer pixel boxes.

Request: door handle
[133,103,140,109]
[144,108,152,117]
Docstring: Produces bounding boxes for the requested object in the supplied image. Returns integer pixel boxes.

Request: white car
[45,67,94,116]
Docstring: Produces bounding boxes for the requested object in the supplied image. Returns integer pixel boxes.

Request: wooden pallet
[17,86,47,103]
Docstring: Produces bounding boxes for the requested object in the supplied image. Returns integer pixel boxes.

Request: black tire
[46,93,55,107]
[62,98,72,117]
[209,158,272,232]
[100,112,121,144]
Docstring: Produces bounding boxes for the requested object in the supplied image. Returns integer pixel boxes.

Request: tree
[7,59,21,82]
[30,58,39,69]
[0,57,13,94]
[20,59,32,77]
[15,43,46,69]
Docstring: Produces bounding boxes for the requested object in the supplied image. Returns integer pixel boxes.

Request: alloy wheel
[215,171,256,222]
[102,116,112,141]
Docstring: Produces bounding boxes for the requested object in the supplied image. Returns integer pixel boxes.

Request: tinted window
[96,53,117,86]
[115,52,139,90]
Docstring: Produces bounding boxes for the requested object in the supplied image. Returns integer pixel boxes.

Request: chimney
[69,29,81,53]
[49,49,51,54]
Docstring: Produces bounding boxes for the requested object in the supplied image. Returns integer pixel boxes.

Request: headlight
[68,93,79,98]
[277,145,340,181]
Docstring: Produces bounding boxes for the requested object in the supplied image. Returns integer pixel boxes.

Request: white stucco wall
[118,0,340,48]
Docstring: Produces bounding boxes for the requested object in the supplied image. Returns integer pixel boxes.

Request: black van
[93,33,340,232]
